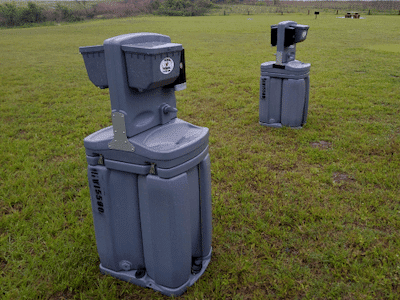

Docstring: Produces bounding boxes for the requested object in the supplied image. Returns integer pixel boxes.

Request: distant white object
[336,17,365,19]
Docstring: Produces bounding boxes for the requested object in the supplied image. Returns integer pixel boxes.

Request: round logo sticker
[160,57,174,75]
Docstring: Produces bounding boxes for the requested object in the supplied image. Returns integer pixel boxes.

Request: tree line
[0,2,84,27]
[0,0,215,27]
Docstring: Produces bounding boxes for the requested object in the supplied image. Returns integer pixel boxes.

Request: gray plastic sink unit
[79,33,212,296]
[259,60,310,128]
[259,21,311,128]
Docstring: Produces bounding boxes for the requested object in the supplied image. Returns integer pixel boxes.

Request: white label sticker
[160,57,174,75]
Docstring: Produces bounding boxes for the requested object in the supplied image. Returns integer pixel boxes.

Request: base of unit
[99,247,212,297]
[259,121,304,129]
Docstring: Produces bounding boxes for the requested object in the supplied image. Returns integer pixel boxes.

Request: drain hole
[135,268,146,279]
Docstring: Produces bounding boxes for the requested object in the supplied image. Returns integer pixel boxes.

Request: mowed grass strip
[1,14,399,299]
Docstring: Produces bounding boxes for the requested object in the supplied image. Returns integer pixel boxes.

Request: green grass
[1,13,400,299]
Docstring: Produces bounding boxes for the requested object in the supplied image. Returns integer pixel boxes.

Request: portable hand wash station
[259,21,311,128]
[79,33,212,296]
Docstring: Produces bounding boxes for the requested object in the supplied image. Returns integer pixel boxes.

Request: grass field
[1,13,400,299]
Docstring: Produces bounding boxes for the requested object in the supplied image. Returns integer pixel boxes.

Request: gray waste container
[79,33,212,297]
[259,21,311,128]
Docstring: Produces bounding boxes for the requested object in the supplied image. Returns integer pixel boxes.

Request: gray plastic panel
[303,76,310,124]
[87,166,114,269]
[156,146,208,179]
[103,33,179,137]
[138,173,192,288]
[199,154,212,257]
[259,77,282,125]
[103,159,151,175]
[79,45,108,89]
[275,21,298,64]
[187,166,202,258]
[88,165,145,271]
[124,50,181,91]
[86,142,207,169]
[91,146,208,179]
[259,76,309,128]
[281,78,306,127]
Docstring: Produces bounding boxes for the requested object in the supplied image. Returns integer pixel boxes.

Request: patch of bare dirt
[332,172,355,184]
[310,141,332,150]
